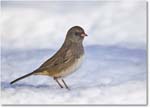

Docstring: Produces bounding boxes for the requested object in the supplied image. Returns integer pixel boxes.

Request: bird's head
[66,26,87,43]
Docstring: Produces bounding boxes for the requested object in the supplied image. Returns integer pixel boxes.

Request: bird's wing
[34,47,75,76]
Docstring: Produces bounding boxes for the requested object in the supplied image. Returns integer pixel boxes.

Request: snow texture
[1,1,147,105]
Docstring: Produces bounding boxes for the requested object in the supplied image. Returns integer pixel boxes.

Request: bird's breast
[55,55,84,77]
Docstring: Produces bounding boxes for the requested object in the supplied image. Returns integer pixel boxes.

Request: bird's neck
[60,40,84,58]
[63,39,83,49]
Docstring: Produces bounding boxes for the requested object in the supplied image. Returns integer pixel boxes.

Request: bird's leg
[54,77,63,88]
[62,79,70,90]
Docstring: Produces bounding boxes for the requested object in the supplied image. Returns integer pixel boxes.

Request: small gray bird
[10,26,87,89]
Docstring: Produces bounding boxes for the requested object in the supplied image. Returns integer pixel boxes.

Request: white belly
[56,55,84,77]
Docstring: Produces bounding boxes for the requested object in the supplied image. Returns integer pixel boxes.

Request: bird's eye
[75,32,80,36]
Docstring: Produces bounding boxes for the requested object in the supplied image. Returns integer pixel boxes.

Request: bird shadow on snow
[1,81,51,90]
[1,81,101,91]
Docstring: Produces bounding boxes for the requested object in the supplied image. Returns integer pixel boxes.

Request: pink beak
[81,33,88,37]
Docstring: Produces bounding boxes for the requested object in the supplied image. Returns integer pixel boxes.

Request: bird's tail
[10,71,35,85]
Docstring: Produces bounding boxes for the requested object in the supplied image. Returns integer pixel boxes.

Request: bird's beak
[81,33,88,37]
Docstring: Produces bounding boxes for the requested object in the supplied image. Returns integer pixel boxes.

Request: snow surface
[1,46,147,104]
[1,1,147,105]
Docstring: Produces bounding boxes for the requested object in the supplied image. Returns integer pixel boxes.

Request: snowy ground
[1,45,147,105]
[1,1,147,105]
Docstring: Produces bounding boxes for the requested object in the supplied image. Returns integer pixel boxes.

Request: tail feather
[10,71,35,85]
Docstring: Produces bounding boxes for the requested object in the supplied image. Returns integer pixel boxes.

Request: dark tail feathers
[10,71,35,85]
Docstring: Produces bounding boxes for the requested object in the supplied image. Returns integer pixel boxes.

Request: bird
[10,26,87,90]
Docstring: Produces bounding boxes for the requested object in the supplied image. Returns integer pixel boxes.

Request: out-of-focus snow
[1,1,147,105]
[1,1,146,50]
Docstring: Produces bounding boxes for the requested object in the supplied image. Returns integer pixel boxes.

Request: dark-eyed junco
[10,26,87,89]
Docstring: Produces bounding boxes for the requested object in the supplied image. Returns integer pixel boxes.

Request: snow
[1,45,147,105]
[1,1,147,105]
[1,81,146,104]
[1,1,146,50]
